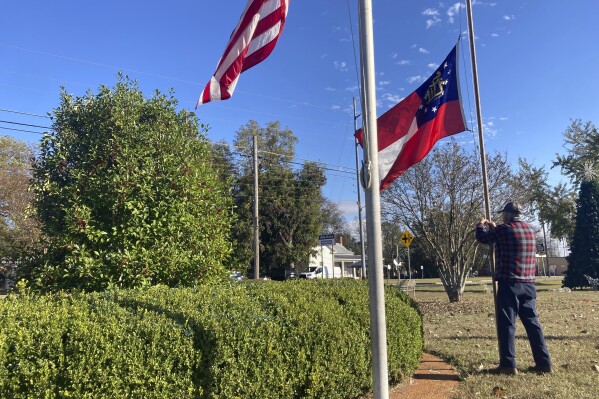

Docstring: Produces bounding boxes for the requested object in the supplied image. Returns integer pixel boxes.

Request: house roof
[332,243,354,255]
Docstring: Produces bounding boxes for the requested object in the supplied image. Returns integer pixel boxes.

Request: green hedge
[0,280,422,398]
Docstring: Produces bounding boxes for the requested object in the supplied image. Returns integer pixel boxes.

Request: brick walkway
[388,353,461,399]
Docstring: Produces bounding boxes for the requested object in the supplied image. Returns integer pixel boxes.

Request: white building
[308,240,363,278]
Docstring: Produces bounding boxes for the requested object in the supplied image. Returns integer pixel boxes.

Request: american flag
[196,0,289,108]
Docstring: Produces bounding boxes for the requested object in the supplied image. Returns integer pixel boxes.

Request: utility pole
[253,134,260,280]
[353,97,367,279]
[396,244,400,284]
[320,245,324,278]
[407,246,412,280]
[332,241,335,278]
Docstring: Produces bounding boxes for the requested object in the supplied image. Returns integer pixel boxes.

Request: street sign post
[401,230,414,247]
[536,243,545,254]
[401,230,414,279]
[318,233,335,246]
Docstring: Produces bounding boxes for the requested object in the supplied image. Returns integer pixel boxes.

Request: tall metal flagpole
[357,1,389,398]
[353,97,367,279]
[466,0,500,346]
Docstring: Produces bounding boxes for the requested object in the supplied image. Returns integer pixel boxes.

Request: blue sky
[2,1,598,222]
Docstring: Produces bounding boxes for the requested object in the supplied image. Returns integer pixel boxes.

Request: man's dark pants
[496,281,552,369]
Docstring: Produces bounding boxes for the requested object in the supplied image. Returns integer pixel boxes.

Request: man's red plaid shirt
[476,220,537,282]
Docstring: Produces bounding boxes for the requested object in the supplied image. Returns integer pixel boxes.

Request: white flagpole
[357,1,389,398]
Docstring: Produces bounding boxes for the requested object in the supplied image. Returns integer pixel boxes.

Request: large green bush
[0,281,422,398]
[25,77,233,291]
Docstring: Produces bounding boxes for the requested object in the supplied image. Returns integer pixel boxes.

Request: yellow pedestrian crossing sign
[401,230,414,247]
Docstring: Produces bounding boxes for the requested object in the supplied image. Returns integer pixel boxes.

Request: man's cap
[497,201,521,214]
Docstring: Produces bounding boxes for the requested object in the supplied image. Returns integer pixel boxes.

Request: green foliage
[563,179,599,288]
[513,159,576,242]
[231,120,326,270]
[554,119,599,184]
[26,77,234,291]
[0,282,423,399]
[209,140,238,187]
[233,120,298,172]
[259,162,325,267]
[0,291,198,398]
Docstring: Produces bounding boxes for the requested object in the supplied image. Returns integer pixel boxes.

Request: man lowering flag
[196,0,289,107]
[356,43,467,190]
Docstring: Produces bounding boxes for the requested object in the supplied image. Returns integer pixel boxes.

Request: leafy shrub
[0,293,198,398]
[25,77,233,292]
[0,280,422,398]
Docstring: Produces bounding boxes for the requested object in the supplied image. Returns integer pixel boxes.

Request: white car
[300,266,342,279]
[229,271,244,281]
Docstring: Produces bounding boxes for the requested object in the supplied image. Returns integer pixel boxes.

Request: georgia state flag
[356,44,467,190]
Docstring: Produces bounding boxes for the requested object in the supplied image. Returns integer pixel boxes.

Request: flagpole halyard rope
[346,0,363,118]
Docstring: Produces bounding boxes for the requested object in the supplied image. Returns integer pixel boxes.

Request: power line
[257,149,355,174]
[1,44,336,113]
[211,145,356,176]
[0,119,51,129]
[1,126,45,135]
[228,147,355,174]
[1,107,357,176]
[346,0,362,106]
[0,108,50,119]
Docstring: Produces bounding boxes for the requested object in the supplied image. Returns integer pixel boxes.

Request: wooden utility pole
[353,97,367,279]
[253,134,260,280]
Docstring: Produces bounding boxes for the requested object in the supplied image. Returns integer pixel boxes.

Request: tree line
[380,119,599,301]
[1,77,597,298]
[1,78,357,292]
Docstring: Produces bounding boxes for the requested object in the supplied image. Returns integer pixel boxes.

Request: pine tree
[563,179,599,288]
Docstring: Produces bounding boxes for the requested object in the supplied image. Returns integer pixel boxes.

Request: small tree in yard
[25,77,234,291]
[0,136,42,262]
[563,178,599,288]
[382,140,520,302]
[512,158,576,245]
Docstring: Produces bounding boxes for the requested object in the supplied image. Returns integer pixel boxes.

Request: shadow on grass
[413,373,461,381]
[441,334,597,342]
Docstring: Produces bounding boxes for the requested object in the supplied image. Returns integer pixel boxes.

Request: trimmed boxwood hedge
[0,280,422,398]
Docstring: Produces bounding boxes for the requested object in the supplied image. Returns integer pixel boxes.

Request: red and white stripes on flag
[355,45,466,190]
[196,0,289,108]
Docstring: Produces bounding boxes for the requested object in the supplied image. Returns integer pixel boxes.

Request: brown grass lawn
[404,277,599,399]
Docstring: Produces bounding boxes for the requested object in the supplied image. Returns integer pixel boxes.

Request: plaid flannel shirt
[476,220,537,282]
